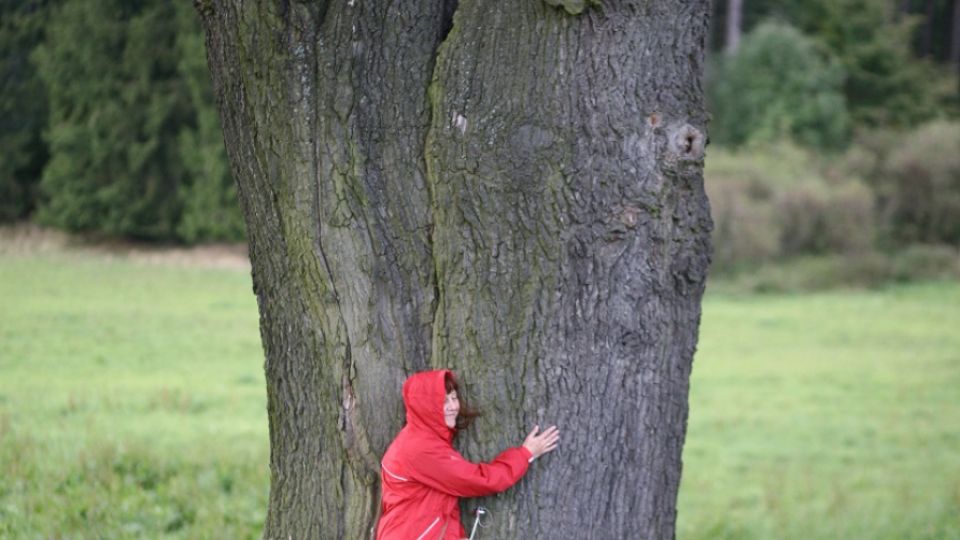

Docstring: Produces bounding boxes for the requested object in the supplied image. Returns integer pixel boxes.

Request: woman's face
[443,390,460,428]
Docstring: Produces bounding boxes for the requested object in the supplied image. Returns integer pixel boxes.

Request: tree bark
[198,1,711,538]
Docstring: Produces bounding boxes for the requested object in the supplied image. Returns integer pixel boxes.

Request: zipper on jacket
[414,516,440,540]
[381,464,408,482]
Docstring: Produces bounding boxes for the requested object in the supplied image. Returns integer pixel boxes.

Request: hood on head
[402,369,454,441]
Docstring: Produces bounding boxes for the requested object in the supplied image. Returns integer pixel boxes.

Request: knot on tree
[618,205,640,229]
[543,0,601,16]
[667,123,705,163]
[604,204,648,242]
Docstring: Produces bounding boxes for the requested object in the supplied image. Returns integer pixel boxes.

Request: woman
[376,369,560,540]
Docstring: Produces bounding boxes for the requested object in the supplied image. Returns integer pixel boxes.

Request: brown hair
[444,372,481,432]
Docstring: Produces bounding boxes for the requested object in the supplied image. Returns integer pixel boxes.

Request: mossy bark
[199,1,711,538]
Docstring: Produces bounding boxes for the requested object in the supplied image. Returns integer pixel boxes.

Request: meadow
[1,237,958,539]
[0,241,268,539]
[678,282,960,540]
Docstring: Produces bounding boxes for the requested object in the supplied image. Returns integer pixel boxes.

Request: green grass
[0,250,268,539]
[678,283,960,540]
[1,245,958,538]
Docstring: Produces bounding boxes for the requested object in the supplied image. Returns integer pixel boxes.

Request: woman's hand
[522,425,560,460]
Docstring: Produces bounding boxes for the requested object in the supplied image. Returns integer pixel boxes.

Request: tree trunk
[921,0,936,57]
[725,0,743,54]
[951,0,960,91]
[197,1,712,538]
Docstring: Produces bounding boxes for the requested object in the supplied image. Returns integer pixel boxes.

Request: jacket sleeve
[406,444,533,498]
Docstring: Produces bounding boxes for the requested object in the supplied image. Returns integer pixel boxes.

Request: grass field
[679,282,960,540]
[0,246,268,539]
[1,241,958,538]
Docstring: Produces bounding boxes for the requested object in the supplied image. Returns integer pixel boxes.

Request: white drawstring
[468,507,489,540]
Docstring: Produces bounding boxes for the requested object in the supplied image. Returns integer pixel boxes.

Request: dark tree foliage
[708,0,956,144]
[0,0,53,221]
[806,0,947,128]
[173,1,245,243]
[709,21,850,149]
[711,0,958,62]
[30,0,242,242]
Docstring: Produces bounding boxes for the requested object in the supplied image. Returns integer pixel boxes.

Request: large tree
[197,1,711,538]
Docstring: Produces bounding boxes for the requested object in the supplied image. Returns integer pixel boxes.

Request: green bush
[880,121,960,246]
[706,143,808,271]
[776,180,874,257]
[839,121,960,247]
[706,143,874,271]
[889,244,960,282]
[709,21,850,151]
[706,176,780,271]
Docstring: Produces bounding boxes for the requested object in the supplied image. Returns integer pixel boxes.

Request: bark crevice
[422,0,465,371]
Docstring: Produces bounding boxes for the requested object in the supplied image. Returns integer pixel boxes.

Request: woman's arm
[407,444,531,498]
[407,425,560,498]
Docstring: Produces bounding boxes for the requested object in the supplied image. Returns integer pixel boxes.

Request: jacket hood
[402,369,454,442]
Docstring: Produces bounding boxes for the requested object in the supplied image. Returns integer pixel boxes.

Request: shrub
[709,21,850,151]
[707,176,780,271]
[879,120,960,246]
[706,143,874,272]
[776,180,874,257]
[889,244,960,282]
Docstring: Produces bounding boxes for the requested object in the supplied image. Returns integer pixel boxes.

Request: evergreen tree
[33,0,242,242]
[34,0,187,239]
[709,0,952,132]
[806,0,945,128]
[0,0,53,221]
[710,21,850,149]
[173,1,244,243]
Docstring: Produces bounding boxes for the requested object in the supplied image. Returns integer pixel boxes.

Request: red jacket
[376,370,532,540]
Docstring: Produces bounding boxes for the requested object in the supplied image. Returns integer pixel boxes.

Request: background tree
[953,0,960,65]
[709,0,956,135]
[30,0,243,242]
[725,0,744,54]
[33,0,187,239]
[173,0,246,243]
[0,0,54,222]
[710,21,850,149]
[198,0,712,538]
